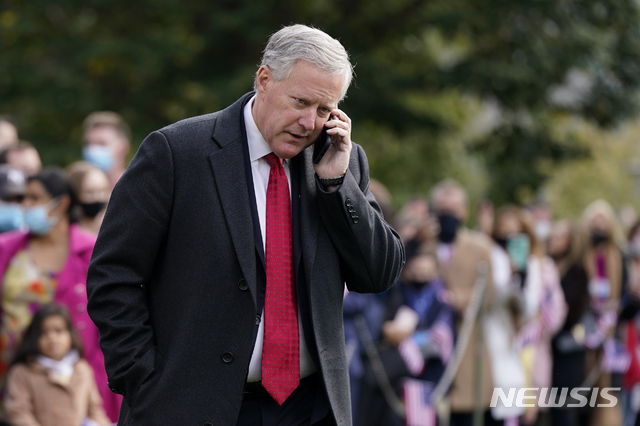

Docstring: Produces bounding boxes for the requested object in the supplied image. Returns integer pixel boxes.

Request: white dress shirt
[244,96,316,382]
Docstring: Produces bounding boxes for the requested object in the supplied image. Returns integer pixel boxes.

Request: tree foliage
[2,0,640,205]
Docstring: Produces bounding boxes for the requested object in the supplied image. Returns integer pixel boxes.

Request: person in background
[0,165,26,233]
[528,202,554,247]
[622,220,640,426]
[579,199,631,426]
[0,118,18,150]
[67,162,111,235]
[4,304,111,426]
[343,178,393,426]
[395,197,430,260]
[547,219,591,426]
[0,167,120,422]
[423,179,500,426]
[82,112,130,188]
[0,142,41,177]
[492,206,567,426]
[362,251,453,426]
[477,198,495,237]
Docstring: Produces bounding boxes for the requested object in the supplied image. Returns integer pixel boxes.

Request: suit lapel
[208,94,258,302]
[298,148,320,286]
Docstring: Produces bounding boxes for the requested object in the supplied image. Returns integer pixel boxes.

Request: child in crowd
[4,304,111,426]
[359,251,454,426]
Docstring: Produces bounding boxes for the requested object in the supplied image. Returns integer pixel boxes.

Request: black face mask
[406,280,431,290]
[493,236,508,249]
[590,231,610,247]
[437,213,461,243]
[80,201,106,218]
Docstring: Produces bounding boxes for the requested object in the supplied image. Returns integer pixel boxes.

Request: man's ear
[255,65,272,94]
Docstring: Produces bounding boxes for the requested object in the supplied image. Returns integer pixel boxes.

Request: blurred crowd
[346,179,640,426]
[0,114,128,426]
[0,112,639,426]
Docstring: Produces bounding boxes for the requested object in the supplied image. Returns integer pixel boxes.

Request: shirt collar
[243,95,287,164]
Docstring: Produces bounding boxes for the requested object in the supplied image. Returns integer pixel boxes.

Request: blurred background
[1,0,640,217]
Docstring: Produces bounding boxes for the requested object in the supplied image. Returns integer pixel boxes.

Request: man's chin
[273,142,312,159]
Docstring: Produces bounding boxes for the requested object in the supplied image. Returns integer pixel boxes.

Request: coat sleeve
[315,143,405,294]
[86,131,174,404]
[4,366,43,426]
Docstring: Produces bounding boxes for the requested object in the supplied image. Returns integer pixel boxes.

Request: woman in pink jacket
[0,167,120,422]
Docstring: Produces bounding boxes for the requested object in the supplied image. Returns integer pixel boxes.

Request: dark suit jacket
[86,92,405,426]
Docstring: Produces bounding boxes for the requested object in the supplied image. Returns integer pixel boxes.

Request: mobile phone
[312,115,333,164]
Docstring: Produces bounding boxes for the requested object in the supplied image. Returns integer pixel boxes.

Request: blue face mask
[24,199,60,236]
[83,145,114,172]
[0,203,24,232]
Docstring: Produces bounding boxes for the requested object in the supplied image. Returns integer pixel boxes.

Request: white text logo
[490,387,620,408]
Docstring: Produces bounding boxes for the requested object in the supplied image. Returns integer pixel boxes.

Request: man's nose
[298,109,316,132]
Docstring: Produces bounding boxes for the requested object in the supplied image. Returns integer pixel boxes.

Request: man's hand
[314,109,352,187]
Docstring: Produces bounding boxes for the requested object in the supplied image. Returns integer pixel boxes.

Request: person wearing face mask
[82,112,131,189]
[0,165,26,234]
[358,252,453,426]
[417,180,504,426]
[0,167,121,424]
[578,200,639,426]
[492,206,567,426]
[546,219,591,426]
[67,162,111,235]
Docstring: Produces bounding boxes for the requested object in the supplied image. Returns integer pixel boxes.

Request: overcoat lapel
[207,95,258,304]
[298,148,320,289]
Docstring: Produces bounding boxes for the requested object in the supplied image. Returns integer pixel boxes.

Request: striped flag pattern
[517,319,543,348]
[431,319,454,363]
[399,338,425,376]
[585,311,617,350]
[403,378,436,426]
[539,287,564,332]
[601,337,631,373]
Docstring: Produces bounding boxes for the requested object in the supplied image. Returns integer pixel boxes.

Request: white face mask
[534,220,551,242]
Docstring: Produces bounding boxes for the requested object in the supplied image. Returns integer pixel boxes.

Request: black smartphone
[312,115,333,164]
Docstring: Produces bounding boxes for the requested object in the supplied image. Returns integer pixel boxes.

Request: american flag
[539,287,564,332]
[431,318,454,363]
[584,311,617,350]
[601,337,631,373]
[517,319,542,348]
[399,338,425,376]
[403,378,436,426]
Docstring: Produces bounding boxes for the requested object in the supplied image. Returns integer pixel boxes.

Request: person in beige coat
[424,180,501,426]
[4,304,111,426]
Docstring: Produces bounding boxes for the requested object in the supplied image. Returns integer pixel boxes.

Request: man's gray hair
[254,24,354,101]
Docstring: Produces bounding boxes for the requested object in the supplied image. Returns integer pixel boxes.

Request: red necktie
[262,152,299,405]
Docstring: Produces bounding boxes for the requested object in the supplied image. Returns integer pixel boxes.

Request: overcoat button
[204,423,213,426]
[222,352,234,363]
[238,279,248,291]
[345,198,352,207]
[256,315,261,325]
[350,212,357,218]
[353,217,359,224]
